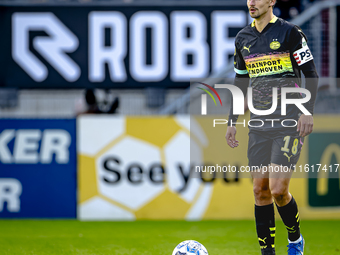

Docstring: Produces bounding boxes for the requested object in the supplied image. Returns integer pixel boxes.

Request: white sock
[289,235,302,243]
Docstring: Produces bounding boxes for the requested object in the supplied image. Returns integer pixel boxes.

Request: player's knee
[253,185,271,200]
[270,187,288,201]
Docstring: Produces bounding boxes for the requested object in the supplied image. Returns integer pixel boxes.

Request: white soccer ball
[172,240,208,255]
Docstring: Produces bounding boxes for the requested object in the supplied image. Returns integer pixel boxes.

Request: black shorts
[248,129,304,169]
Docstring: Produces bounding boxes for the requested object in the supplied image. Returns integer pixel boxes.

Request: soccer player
[225,0,319,254]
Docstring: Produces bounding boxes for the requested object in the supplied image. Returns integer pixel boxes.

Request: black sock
[255,203,275,252]
[276,196,301,242]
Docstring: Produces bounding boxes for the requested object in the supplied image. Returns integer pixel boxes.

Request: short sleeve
[290,26,314,67]
[234,40,248,75]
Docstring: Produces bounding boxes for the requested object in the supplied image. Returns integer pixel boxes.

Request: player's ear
[270,0,276,8]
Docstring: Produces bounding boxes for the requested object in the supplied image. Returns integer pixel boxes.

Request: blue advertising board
[0,119,76,218]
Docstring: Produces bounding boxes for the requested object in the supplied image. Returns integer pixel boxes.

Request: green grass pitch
[0,220,339,254]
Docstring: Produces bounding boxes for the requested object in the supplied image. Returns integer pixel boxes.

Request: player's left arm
[297,62,318,137]
[290,25,319,137]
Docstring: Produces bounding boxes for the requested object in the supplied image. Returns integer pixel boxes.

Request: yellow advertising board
[77,115,340,220]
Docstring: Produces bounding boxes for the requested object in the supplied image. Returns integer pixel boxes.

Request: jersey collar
[251,15,278,27]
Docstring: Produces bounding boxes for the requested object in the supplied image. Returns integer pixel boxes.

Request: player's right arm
[226,125,238,148]
[226,39,249,148]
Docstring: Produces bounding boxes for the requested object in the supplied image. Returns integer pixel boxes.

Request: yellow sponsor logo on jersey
[245,52,293,78]
[243,45,251,53]
[270,40,281,50]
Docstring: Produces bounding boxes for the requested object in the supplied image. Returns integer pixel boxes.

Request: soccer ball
[172,240,208,255]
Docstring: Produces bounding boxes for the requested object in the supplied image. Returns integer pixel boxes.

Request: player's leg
[269,167,300,240]
[270,133,305,254]
[269,166,304,254]
[269,170,293,207]
[252,176,276,255]
[248,131,276,255]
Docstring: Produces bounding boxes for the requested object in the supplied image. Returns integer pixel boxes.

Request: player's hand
[297,114,313,137]
[225,126,239,148]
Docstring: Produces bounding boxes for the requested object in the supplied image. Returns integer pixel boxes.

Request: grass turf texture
[0,220,339,254]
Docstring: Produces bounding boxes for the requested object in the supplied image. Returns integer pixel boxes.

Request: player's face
[247,0,274,19]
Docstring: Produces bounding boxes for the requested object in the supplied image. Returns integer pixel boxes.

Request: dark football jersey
[234,16,314,131]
